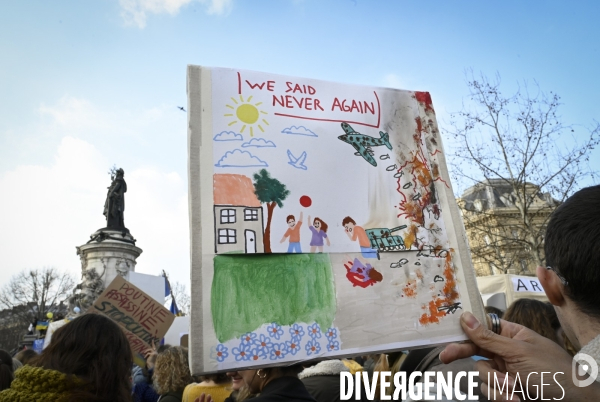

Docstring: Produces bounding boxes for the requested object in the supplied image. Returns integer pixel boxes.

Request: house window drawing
[244,208,259,221]
[218,229,237,244]
[220,209,236,224]
[213,174,265,254]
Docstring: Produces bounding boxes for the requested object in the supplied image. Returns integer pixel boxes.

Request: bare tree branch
[448,72,600,275]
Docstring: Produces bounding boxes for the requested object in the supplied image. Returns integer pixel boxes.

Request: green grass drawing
[211,253,336,343]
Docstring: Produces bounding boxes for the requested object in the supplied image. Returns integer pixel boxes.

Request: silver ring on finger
[487,313,501,334]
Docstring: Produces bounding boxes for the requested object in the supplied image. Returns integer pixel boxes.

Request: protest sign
[187,66,485,374]
[91,275,175,365]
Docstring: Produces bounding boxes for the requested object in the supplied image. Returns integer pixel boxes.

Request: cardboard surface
[90,275,175,364]
[188,66,485,374]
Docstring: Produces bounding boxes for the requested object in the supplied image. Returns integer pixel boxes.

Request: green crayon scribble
[211,253,336,343]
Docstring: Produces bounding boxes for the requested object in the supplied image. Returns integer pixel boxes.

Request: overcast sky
[1,0,599,290]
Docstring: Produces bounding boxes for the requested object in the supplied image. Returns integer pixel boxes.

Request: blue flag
[169,298,179,316]
[164,277,170,297]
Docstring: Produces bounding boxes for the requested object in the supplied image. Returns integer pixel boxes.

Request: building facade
[458,179,558,276]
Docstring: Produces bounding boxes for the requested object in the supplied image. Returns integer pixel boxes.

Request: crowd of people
[0,185,599,401]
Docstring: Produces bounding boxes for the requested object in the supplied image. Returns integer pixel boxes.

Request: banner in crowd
[90,275,175,366]
[187,66,485,373]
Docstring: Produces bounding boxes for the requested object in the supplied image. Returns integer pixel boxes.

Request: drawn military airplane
[338,123,393,166]
[287,149,308,170]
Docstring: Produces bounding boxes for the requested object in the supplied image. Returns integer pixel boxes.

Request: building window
[220,209,236,224]
[244,208,258,221]
[218,229,236,244]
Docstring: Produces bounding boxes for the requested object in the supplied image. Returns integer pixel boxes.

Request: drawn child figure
[280,212,303,253]
[308,215,330,253]
[342,216,378,259]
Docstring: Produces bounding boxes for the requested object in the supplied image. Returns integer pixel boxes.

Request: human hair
[313,217,328,233]
[33,314,132,402]
[503,298,559,344]
[484,305,504,319]
[153,346,193,395]
[286,215,295,223]
[342,216,356,226]
[14,349,38,366]
[544,185,600,318]
[200,373,230,384]
[0,350,14,391]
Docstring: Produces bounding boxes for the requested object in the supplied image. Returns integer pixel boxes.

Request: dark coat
[159,390,184,402]
[252,376,316,402]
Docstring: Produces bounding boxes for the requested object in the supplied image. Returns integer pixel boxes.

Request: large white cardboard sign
[187,66,485,374]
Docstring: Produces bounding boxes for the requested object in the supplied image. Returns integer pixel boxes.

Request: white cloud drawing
[215,149,268,167]
[214,131,243,141]
[242,138,276,148]
[281,125,318,137]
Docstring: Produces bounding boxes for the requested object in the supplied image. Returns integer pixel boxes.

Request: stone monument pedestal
[75,229,143,306]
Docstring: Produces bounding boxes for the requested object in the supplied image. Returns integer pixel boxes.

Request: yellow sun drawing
[224,95,269,137]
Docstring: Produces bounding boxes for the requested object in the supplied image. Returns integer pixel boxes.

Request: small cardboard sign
[90,275,175,365]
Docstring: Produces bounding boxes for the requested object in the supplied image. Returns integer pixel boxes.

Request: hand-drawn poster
[187,66,485,374]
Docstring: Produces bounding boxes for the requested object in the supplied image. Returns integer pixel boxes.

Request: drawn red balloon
[300,195,312,207]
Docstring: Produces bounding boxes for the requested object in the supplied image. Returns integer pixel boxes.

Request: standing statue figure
[103,168,127,230]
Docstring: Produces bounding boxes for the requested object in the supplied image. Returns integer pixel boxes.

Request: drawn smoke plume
[363,163,402,228]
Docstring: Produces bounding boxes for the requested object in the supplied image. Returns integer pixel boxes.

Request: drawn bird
[177,106,186,112]
[287,150,308,170]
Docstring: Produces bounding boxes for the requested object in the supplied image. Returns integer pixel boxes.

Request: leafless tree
[448,72,600,274]
[0,267,76,324]
[170,281,190,316]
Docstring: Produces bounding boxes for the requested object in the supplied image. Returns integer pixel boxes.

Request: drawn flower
[267,323,284,340]
[253,334,274,351]
[325,327,337,340]
[307,323,322,339]
[215,344,229,362]
[289,323,305,340]
[248,347,267,362]
[285,339,301,355]
[326,340,340,352]
[232,343,251,361]
[240,332,257,346]
[269,343,288,360]
[305,339,321,356]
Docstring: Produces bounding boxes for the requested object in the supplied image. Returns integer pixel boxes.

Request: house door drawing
[245,230,256,253]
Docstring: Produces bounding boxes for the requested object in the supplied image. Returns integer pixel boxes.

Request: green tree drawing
[252,169,290,253]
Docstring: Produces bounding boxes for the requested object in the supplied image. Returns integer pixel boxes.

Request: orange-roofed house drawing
[213,173,264,253]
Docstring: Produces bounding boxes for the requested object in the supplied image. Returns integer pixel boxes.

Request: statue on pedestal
[103,168,127,230]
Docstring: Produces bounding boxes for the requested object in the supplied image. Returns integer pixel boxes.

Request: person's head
[0,350,14,391]
[34,314,132,401]
[226,371,245,391]
[342,216,356,232]
[539,185,600,348]
[153,346,193,395]
[484,305,504,319]
[239,365,303,393]
[313,217,328,233]
[14,349,38,366]
[286,215,296,228]
[503,298,560,344]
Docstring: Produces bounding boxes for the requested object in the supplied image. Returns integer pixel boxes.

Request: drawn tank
[365,225,408,252]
